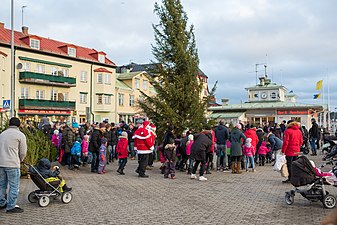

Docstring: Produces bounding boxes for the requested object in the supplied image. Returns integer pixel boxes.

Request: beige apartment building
[0,23,118,123]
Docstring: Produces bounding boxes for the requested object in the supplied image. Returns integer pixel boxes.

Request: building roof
[198,68,208,78]
[0,24,116,66]
[209,101,324,111]
[209,112,244,119]
[115,79,133,91]
[117,71,147,80]
[94,68,113,73]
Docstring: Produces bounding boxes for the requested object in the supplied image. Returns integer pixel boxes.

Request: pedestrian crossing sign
[2,100,10,109]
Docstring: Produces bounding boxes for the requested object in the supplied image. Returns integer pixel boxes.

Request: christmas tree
[138,0,216,138]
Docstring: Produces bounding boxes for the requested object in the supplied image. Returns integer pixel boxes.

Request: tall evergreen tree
[139,0,216,138]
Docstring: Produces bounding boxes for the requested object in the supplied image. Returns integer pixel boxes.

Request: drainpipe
[90,63,94,122]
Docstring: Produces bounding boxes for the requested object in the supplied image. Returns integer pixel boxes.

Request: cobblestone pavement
[0,155,336,225]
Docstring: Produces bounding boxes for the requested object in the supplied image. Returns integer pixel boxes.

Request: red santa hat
[142,121,150,129]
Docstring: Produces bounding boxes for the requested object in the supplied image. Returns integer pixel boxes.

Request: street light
[10,0,14,117]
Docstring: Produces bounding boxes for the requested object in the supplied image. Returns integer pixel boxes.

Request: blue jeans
[118,158,128,170]
[310,138,317,154]
[245,156,255,171]
[129,142,135,158]
[216,144,227,169]
[0,167,20,210]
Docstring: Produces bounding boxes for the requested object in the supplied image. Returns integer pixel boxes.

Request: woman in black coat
[190,131,213,181]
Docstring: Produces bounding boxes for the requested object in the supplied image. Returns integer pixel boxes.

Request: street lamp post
[10,0,15,117]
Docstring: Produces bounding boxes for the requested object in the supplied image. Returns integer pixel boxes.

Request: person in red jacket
[133,121,155,178]
[116,132,129,175]
[244,125,258,155]
[281,120,303,183]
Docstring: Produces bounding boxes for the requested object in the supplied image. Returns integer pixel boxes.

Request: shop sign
[277,110,309,115]
[0,108,6,113]
[18,109,71,115]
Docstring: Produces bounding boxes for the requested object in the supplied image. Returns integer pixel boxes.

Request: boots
[236,162,242,174]
[231,162,236,174]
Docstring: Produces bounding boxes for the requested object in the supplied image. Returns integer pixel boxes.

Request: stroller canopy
[290,156,316,187]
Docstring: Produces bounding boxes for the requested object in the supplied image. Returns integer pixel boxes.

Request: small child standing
[186,134,194,174]
[243,138,255,172]
[70,137,82,170]
[116,131,128,175]
[82,135,89,166]
[98,138,108,174]
[164,137,176,179]
[258,141,270,166]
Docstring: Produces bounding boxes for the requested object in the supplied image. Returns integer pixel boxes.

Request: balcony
[19,99,76,111]
[19,71,76,87]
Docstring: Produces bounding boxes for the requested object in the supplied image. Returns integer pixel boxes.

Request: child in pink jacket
[186,134,194,174]
[82,135,89,166]
[243,138,255,172]
[258,141,270,166]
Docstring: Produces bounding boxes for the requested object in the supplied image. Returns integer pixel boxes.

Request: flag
[313,94,321,99]
[316,80,323,90]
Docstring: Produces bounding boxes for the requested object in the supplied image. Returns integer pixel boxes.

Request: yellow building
[0,23,117,123]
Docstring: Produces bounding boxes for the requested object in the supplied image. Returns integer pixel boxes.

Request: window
[64,92,69,101]
[97,74,103,84]
[50,90,58,101]
[68,47,76,57]
[21,87,29,99]
[139,94,144,102]
[51,66,58,75]
[36,90,45,99]
[129,95,135,107]
[118,94,124,106]
[23,62,31,71]
[80,93,87,104]
[80,71,87,82]
[104,74,111,84]
[143,80,148,90]
[98,54,105,63]
[104,95,111,104]
[97,94,103,104]
[60,68,69,77]
[135,78,140,89]
[30,39,40,49]
[37,64,45,73]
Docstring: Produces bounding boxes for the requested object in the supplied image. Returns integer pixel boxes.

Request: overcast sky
[1,0,337,110]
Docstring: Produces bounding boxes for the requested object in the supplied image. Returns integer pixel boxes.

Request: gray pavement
[0,155,336,225]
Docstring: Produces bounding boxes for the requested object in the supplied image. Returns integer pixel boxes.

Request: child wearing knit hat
[116,132,128,175]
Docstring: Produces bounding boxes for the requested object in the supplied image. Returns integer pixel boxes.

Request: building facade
[209,75,324,128]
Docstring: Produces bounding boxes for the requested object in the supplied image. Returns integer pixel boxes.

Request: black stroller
[284,156,336,209]
[23,162,73,207]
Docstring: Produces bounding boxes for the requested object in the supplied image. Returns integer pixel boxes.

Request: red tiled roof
[94,67,113,73]
[0,26,116,66]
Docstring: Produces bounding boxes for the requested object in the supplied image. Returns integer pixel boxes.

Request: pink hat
[235,123,242,129]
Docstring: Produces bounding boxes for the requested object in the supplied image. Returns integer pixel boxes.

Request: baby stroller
[284,156,336,209]
[22,162,73,207]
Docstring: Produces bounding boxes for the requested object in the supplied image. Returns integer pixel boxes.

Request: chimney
[22,26,29,35]
[221,98,229,106]
[0,22,4,29]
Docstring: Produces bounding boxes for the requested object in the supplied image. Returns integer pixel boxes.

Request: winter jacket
[273,128,282,139]
[190,132,213,161]
[180,136,188,155]
[0,126,27,168]
[215,125,229,145]
[133,121,154,154]
[99,145,107,163]
[258,142,270,155]
[128,127,137,144]
[51,134,60,149]
[62,126,75,153]
[116,138,129,159]
[267,133,283,151]
[310,121,319,139]
[82,140,89,156]
[230,128,246,157]
[243,145,255,157]
[282,122,303,157]
[71,141,82,157]
[31,158,59,179]
[244,128,258,149]
[89,128,103,153]
[164,144,176,162]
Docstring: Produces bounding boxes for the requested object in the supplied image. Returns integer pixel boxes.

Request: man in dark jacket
[215,121,229,171]
[62,124,75,167]
[89,123,105,173]
[190,130,213,181]
[309,118,319,156]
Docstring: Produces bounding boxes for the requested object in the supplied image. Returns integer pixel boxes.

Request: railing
[19,99,76,110]
[19,71,76,87]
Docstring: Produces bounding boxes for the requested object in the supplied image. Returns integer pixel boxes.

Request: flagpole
[327,73,331,131]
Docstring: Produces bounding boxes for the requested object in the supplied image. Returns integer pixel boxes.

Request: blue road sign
[2,100,10,109]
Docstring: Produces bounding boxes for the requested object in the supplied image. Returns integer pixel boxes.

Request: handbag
[281,164,289,178]
[273,153,286,172]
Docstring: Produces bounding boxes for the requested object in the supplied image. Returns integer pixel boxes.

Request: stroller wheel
[285,192,294,205]
[61,192,72,204]
[322,194,337,209]
[28,191,37,203]
[38,196,50,207]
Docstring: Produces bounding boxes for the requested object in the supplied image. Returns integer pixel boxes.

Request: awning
[208,112,244,119]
